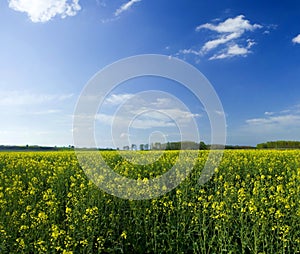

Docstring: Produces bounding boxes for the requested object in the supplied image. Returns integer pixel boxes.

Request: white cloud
[8,0,81,23]
[228,44,248,55]
[263,24,278,35]
[95,93,201,129]
[101,0,141,23]
[246,115,300,126]
[292,34,300,44]
[92,92,202,148]
[96,108,200,130]
[179,49,201,56]
[245,105,300,130]
[31,109,61,115]
[201,32,241,53]
[196,15,262,34]
[104,93,134,105]
[209,44,250,60]
[264,111,274,116]
[0,91,73,106]
[130,116,175,129]
[246,39,256,48]
[114,0,141,17]
[235,104,300,144]
[96,112,174,130]
[0,128,72,146]
[215,110,226,116]
[179,15,262,60]
[120,132,129,138]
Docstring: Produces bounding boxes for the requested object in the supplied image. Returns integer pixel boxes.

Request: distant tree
[166,142,171,150]
[139,144,144,151]
[165,142,181,150]
[123,146,129,150]
[181,141,199,150]
[257,143,267,149]
[144,144,149,150]
[199,141,207,150]
[151,142,162,150]
[131,144,137,151]
[172,142,181,150]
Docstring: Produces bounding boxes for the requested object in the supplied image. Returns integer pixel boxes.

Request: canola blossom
[0,150,299,253]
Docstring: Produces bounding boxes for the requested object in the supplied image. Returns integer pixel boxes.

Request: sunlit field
[0,150,299,253]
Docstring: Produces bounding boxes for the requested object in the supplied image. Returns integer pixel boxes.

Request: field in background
[0,150,299,253]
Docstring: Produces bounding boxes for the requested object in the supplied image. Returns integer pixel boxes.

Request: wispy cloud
[201,32,241,53]
[0,91,73,106]
[104,93,135,105]
[231,104,300,144]
[179,15,263,61]
[0,127,72,146]
[292,34,300,44]
[8,0,81,23]
[245,104,300,132]
[209,40,255,60]
[91,92,202,148]
[96,112,176,130]
[30,109,62,115]
[96,0,107,7]
[178,48,202,56]
[114,0,141,17]
[246,114,300,126]
[100,0,141,23]
[97,93,201,129]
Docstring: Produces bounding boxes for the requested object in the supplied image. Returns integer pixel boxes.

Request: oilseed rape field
[0,150,299,253]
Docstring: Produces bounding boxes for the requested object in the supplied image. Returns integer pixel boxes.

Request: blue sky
[1,0,300,147]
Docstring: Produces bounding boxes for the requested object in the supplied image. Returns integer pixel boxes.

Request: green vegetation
[257,140,300,149]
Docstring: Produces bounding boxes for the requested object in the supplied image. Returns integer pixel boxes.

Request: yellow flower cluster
[0,150,299,253]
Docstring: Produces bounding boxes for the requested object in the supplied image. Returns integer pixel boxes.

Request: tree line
[257,141,300,149]
[0,145,74,151]
[122,141,208,151]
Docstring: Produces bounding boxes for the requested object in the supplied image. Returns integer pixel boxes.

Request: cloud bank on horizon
[94,92,202,148]
[240,104,300,144]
